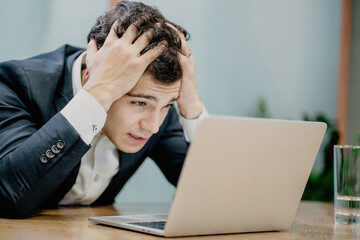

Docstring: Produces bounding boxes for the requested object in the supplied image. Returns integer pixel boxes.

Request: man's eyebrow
[127,93,158,102]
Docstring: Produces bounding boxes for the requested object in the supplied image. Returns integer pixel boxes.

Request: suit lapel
[54,47,84,112]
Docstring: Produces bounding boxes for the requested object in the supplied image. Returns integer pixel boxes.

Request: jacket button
[56,140,65,149]
[46,149,55,159]
[40,154,49,163]
[51,145,60,154]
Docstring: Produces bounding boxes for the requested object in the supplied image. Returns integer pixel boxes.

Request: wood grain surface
[0,201,359,240]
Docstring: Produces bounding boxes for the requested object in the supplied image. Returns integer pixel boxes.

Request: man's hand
[83,20,166,112]
[168,24,203,119]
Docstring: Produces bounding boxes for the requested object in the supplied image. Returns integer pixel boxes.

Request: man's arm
[181,105,209,142]
[0,62,90,218]
[168,23,203,120]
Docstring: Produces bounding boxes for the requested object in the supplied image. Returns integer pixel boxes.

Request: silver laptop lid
[164,116,326,237]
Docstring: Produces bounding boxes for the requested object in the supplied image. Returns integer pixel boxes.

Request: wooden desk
[1,201,359,240]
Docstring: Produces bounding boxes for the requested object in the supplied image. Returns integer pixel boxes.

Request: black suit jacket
[0,45,188,218]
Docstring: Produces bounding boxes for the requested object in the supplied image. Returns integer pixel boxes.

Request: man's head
[87,0,189,85]
[86,1,189,153]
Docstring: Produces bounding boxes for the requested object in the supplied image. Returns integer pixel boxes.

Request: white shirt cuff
[181,105,209,142]
[61,89,107,145]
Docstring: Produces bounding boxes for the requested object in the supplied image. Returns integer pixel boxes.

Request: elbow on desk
[0,200,34,219]
[0,184,36,219]
[0,190,37,219]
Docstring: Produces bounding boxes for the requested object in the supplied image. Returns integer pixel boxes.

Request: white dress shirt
[59,51,208,205]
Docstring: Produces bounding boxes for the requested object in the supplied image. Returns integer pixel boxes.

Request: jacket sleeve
[0,62,90,218]
[148,107,189,186]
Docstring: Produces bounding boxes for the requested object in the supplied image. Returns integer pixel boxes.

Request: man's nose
[140,110,160,134]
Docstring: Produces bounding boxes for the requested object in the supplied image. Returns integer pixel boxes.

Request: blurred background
[0,0,359,203]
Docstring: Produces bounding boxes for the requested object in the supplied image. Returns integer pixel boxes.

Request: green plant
[301,113,340,202]
[254,98,270,118]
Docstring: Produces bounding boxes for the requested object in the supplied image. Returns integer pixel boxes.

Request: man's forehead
[128,74,180,102]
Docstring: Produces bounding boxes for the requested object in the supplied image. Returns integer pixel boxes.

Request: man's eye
[165,104,173,109]
[133,101,146,107]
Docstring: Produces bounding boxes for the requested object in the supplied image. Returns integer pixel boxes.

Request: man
[0,1,207,218]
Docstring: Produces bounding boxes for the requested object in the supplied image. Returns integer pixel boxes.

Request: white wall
[143,0,341,120]
[0,0,342,203]
[0,0,108,61]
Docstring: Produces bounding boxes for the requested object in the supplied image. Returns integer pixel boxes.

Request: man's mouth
[127,133,149,144]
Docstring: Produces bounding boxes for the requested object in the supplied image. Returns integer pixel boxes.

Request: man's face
[103,71,181,153]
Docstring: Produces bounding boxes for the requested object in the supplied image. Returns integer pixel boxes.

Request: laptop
[89,116,327,237]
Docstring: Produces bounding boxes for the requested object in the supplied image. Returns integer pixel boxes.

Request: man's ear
[82,69,89,86]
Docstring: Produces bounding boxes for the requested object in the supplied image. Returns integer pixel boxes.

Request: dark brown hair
[87,1,189,84]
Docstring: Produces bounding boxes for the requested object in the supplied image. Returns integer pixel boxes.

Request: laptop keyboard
[128,221,166,230]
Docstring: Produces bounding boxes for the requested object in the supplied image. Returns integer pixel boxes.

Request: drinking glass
[334,145,360,224]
